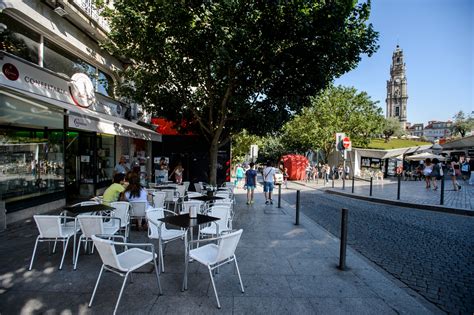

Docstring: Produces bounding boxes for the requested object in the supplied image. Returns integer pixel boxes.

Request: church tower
[386,45,408,129]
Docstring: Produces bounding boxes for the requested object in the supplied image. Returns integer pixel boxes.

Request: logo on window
[2,63,19,81]
[69,73,96,108]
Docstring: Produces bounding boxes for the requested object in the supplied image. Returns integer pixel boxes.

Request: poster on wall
[154,156,170,183]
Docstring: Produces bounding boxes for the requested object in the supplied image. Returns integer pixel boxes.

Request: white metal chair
[183,181,190,192]
[193,182,202,193]
[185,229,244,308]
[72,201,100,207]
[146,208,186,272]
[152,191,167,208]
[162,189,179,213]
[198,205,232,240]
[175,185,186,200]
[110,202,131,240]
[74,215,121,270]
[180,200,204,215]
[186,191,202,199]
[29,215,79,270]
[129,201,148,229]
[212,200,234,228]
[89,235,162,315]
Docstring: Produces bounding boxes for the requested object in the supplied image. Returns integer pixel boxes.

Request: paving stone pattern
[283,188,474,314]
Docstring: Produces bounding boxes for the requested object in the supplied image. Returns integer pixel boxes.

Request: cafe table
[159,213,219,290]
[189,195,224,202]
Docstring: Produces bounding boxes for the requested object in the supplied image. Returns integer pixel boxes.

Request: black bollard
[397,175,401,200]
[332,175,334,188]
[338,208,348,270]
[342,174,345,190]
[351,176,355,193]
[295,190,300,225]
[278,184,282,208]
[440,177,445,205]
[369,177,373,196]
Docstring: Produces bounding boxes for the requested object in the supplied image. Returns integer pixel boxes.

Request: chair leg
[159,240,165,273]
[52,238,58,253]
[89,265,104,307]
[114,272,129,315]
[234,256,245,293]
[59,238,70,270]
[29,237,40,271]
[74,237,83,270]
[153,257,163,295]
[208,266,221,309]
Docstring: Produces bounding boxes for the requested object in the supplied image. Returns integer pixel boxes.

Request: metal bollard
[397,176,401,200]
[332,175,334,188]
[338,208,348,270]
[278,184,282,208]
[342,175,345,190]
[295,190,300,225]
[440,177,445,205]
[369,177,373,196]
[351,176,355,193]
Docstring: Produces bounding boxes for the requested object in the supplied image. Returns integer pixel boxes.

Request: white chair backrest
[186,192,202,198]
[129,201,147,217]
[71,201,99,207]
[183,181,190,192]
[181,200,204,214]
[213,200,233,208]
[110,202,130,226]
[152,192,167,208]
[34,215,63,238]
[193,183,202,193]
[208,205,231,231]
[91,235,123,271]
[146,208,165,239]
[162,189,175,202]
[215,229,243,263]
[77,215,105,237]
[176,185,186,198]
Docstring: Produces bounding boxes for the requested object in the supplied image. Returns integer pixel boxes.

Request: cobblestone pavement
[301,177,474,211]
[280,186,474,314]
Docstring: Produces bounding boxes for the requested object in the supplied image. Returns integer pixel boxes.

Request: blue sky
[334,0,473,125]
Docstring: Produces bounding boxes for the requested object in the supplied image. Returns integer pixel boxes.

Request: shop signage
[69,73,96,108]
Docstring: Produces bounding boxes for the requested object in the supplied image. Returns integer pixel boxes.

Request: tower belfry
[386,45,408,129]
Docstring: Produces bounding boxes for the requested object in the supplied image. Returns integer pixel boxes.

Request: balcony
[71,0,110,33]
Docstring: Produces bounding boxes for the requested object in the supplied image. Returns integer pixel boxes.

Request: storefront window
[0,13,40,64]
[97,134,114,185]
[0,128,64,203]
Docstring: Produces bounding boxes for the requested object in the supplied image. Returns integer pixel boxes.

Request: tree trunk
[209,136,219,185]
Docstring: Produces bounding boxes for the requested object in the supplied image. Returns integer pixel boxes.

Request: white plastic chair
[185,229,244,308]
[110,202,131,240]
[199,205,232,240]
[74,215,121,270]
[146,208,186,272]
[29,215,79,270]
[152,191,167,208]
[186,192,202,199]
[162,189,179,212]
[89,235,162,315]
[175,185,186,200]
[73,201,100,207]
[129,201,148,228]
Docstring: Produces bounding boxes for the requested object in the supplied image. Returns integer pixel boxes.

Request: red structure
[281,154,309,180]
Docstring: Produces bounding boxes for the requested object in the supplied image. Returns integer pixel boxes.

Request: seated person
[102,173,126,205]
[121,173,150,230]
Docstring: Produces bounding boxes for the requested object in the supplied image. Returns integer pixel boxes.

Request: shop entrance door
[65,131,96,202]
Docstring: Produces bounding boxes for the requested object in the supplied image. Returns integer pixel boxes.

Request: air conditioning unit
[54,3,68,16]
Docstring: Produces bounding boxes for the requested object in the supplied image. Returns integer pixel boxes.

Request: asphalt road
[281,189,474,314]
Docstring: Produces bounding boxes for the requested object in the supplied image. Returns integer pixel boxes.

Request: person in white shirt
[263,161,276,205]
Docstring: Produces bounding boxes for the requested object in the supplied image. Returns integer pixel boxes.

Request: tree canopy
[103,0,378,183]
[382,117,404,142]
[281,85,384,161]
[451,111,474,138]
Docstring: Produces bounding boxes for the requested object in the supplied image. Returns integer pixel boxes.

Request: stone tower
[386,45,408,129]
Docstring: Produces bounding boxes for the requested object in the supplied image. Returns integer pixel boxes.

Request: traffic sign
[342,137,352,151]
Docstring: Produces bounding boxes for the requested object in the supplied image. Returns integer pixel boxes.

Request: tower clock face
[395,78,401,84]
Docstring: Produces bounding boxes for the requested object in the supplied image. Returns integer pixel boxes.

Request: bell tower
[386,45,408,129]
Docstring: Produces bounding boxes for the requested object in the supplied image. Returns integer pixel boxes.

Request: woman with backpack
[431,158,443,190]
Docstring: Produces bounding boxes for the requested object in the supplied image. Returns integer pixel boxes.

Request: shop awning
[0,85,161,142]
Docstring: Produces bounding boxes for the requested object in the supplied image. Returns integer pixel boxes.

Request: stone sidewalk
[0,189,440,314]
[296,177,474,213]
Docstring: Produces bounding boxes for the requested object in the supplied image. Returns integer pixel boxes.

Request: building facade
[423,121,452,142]
[0,1,161,223]
[386,45,408,129]
[406,123,424,138]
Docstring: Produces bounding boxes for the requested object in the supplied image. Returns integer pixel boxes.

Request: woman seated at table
[102,173,127,205]
[121,173,151,230]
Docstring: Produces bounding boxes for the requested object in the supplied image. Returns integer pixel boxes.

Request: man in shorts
[263,161,276,205]
[244,162,258,205]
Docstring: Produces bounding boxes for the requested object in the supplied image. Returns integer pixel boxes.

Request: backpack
[461,163,469,172]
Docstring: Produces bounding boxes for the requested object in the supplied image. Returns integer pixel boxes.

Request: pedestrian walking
[449,156,461,191]
[460,158,470,182]
[244,162,257,205]
[235,164,245,188]
[422,158,433,189]
[431,158,443,190]
[262,161,276,205]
